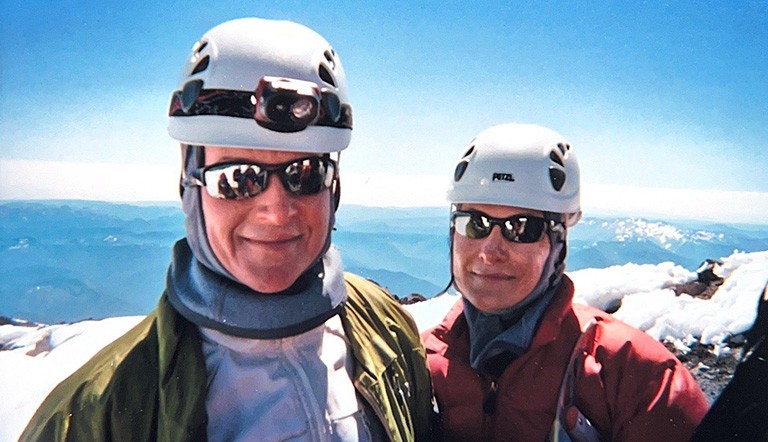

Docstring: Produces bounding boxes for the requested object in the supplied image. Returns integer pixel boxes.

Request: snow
[570,261,696,311]
[579,251,768,347]
[613,218,686,244]
[1,250,767,441]
[404,288,462,332]
[0,317,144,441]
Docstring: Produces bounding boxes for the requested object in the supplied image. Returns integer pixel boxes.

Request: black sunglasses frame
[183,156,337,200]
[452,210,556,243]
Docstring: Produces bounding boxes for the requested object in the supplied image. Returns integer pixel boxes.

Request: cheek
[201,196,218,228]
[311,198,331,227]
[523,242,551,279]
[451,252,461,277]
[201,196,237,245]
[451,235,473,272]
[299,193,332,240]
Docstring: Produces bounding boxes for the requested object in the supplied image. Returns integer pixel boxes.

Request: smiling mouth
[471,272,514,281]
[242,235,301,246]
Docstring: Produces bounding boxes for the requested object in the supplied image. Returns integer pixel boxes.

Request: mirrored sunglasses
[183,156,336,200]
[452,210,550,243]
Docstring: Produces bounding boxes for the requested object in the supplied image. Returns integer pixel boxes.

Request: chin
[468,291,524,313]
[235,270,296,294]
[246,281,293,294]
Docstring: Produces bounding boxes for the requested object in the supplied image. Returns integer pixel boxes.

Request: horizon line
[1,159,767,225]
[1,197,767,227]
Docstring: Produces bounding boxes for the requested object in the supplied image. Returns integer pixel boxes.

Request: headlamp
[169,76,352,133]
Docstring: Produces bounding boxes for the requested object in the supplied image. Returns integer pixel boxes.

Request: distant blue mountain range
[2,200,767,323]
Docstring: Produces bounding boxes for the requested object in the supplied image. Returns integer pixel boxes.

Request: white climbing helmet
[167,17,352,152]
[448,123,582,226]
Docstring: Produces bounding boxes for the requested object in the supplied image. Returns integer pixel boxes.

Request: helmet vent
[191,55,210,75]
[192,40,208,54]
[549,167,566,191]
[549,146,567,191]
[454,144,475,181]
[318,65,336,87]
[549,150,564,167]
[454,160,469,182]
[323,49,337,70]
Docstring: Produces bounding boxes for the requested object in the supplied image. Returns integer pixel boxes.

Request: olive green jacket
[21,273,433,442]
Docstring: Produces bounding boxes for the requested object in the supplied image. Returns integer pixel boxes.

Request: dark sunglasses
[183,156,336,200]
[169,76,353,133]
[452,210,551,243]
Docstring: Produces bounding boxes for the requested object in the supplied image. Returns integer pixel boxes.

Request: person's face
[201,146,331,293]
[452,203,551,313]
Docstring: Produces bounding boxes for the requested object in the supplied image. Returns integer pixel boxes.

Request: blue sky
[1,1,767,221]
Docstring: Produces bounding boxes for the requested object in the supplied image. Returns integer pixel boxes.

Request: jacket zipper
[483,379,499,415]
[481,379,499,440]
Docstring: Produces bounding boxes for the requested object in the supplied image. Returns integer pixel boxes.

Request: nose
[246,174,297,224]
[478,226,509,264]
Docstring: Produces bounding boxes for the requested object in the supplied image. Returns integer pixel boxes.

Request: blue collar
[166,239,347,339]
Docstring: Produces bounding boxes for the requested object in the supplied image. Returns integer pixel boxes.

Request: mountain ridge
[2,200,767,323]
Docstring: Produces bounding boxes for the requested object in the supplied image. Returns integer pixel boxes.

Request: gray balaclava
[165,144,342,339]
[163,18,352,338]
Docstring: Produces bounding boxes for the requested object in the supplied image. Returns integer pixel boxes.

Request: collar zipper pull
[483,380,499,415]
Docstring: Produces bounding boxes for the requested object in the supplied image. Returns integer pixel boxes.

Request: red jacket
[422,276,709,441]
